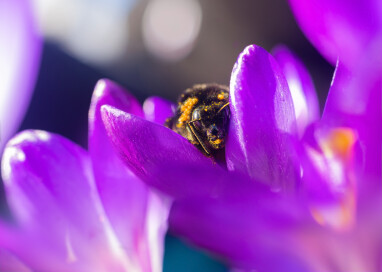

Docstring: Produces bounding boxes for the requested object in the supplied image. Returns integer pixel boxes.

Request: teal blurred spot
[163,234,228,272]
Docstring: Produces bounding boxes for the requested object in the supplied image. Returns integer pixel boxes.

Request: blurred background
[4,0,334,270]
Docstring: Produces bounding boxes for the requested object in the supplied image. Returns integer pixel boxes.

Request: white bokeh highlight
[142,0,202,61]
[32,0,138,65]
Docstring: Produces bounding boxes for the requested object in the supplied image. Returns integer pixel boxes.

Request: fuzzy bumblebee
[165,84,230,156]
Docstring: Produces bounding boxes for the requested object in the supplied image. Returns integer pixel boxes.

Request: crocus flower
[0,80,168,271]
[288,0,382,69]
[0,0,42,153]
[101,41,381,271]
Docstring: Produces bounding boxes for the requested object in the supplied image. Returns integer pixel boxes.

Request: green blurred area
[164,234,228,272]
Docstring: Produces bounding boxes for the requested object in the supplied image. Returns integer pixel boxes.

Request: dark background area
[5,0,334,270]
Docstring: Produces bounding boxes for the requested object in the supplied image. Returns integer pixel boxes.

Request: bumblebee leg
[187,122,210,156]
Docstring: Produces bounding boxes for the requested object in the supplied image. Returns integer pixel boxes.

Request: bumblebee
[165,84,230,156]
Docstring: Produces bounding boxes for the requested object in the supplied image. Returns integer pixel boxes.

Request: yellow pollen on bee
[211,139,222,145]
[177,97,198,128]
[217,92,225,100]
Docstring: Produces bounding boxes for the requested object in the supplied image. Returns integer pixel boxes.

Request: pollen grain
[217,92,225,100]
[211,139,222,145]
[177,97,198,128]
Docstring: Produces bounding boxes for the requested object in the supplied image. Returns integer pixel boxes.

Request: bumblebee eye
[192,107,201,120]
[191,107,202,129]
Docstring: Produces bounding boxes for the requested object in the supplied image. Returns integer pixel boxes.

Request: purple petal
[322,42,382,182]
[296,123,360,230]
[1,130,138,271]
[272,45,320,136]
[88,79,167,272]
[147,163,256,199]
[89,79,147,241]
[143,96,175,125]
[288,0,382,68]
[101,105,216,191]
[226,45,298,189]
[298,125,348,203]
[0,248,31,272]
[89,79,144,122]
[169,171,318,271]
[0,0,42,152]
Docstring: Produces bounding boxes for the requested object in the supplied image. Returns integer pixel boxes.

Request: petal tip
[271,44,291,56]
[233,44,272,76]
[90,79,143,120]
[101,104,121,119]
[100,105,133,131]
[92,78,120,101]
[1,130,53,182]
[240,44,267,58]
[6,130,52,148]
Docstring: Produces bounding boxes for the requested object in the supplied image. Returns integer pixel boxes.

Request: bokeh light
[32,0,138,64]
[142,0,202,61]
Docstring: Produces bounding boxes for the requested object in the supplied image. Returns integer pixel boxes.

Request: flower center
[309,128,358,231]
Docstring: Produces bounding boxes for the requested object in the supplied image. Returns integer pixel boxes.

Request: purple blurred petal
[101,105,216,190]
[89,79,144,123]
[288,0,382,68]
[148,163,256,199]
[226,45,298,189]
[88,79,147,239]
[322,41,382,182]
[169,170,317,271]
[0,248,31,272]
[272,45,320,136]
[88,79,167,272]
[298,124,349,202]
[143,96,175,125]
[0,0,42,152]
[1,130,138,271]
[296,123,359,230]
[170,174,379,270]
